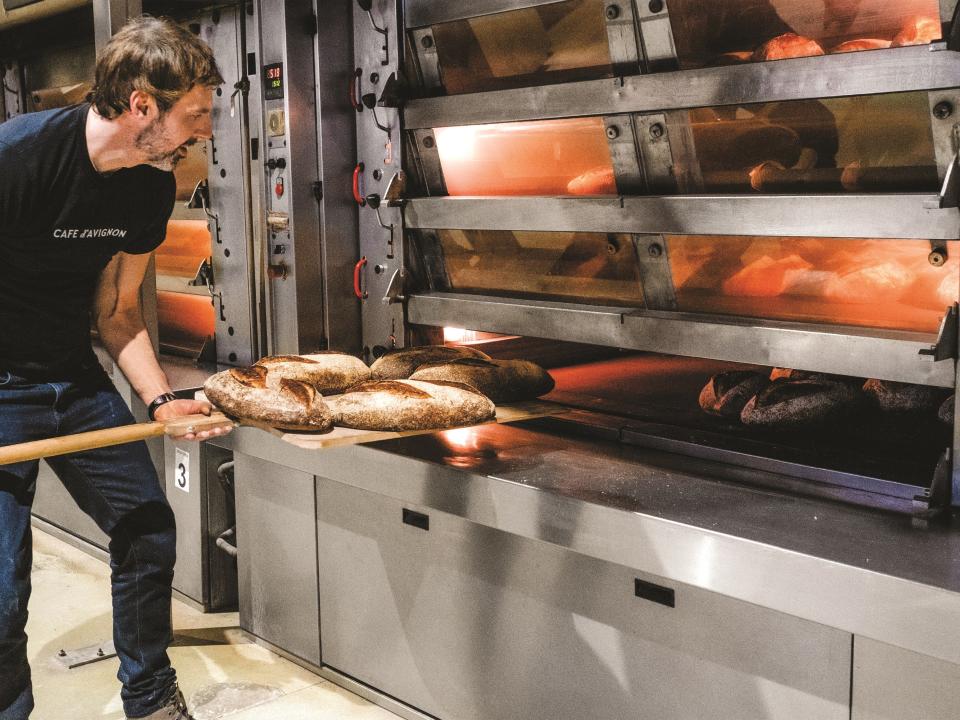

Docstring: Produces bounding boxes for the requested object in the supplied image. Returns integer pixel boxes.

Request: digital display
[263,62,285,100]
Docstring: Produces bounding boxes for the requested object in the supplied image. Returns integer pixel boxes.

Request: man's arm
[94,251,231,440]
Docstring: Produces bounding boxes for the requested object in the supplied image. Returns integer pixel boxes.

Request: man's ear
[127,90,156,119]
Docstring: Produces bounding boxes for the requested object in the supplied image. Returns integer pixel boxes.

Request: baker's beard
[135,118,190,171]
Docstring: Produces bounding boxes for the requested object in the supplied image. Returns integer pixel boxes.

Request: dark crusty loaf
[409,358,555,403]
[863,380,949,415]
[699,371,769,418]
[204,367,334,432]
[770,368,863,387]
[939,395,954,425]
[370,345,490,380]
[328,379,496,432]
[254,352,371,394]
[741,379,863,427]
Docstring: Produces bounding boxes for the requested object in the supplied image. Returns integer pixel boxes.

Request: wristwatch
[148,393,178,421]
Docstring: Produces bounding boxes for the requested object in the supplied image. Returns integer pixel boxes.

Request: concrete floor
[26,527,403,720]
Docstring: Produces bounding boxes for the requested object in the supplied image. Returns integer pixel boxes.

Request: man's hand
[154,399,234,441]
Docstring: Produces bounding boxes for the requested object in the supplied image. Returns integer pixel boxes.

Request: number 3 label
[175,448,190,494]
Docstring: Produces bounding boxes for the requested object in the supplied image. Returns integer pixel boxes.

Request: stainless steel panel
[408,292,955,387]
[405,195,960,240]
[314,0,362,354]
[405,0,566,28]
[852,637,960,720]
[203,8,259,366]
[259,0,326,355]
[165,438,205,603]
[93,0,140,51]
[317,477,851,720]
[164,439,236,610]
[404,45,960,128]
[234,452,319,665]
[355,0,405,354]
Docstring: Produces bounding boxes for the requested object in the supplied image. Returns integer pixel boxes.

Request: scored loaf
[741,379,863,427]
[409,358,555,403]
[329,379,497,432]
[370,345,491,380]
[699,371,769,418]
[862,379,948,415]
[254,352,371,394]
[204,366,335,432]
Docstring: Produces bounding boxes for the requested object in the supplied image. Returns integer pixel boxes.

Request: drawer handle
[635,578,675,608]
[402,508,429,531]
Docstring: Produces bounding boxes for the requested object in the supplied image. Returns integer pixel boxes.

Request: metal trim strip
[407,292,956,387]
[404,45,960,128]
[405,195,960,240]
[405,0,567,28]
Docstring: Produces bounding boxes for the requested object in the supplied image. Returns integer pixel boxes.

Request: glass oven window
[427,0,615,95]
[666,0,941,69]
[431,229,645,307]
[676,92,940,194]
[434,117,617,196]
[668,235,958,333]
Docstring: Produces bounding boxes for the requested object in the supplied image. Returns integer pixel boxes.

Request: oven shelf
[407,292,956,387]
[405,194,960,240]
[404,44,960,129]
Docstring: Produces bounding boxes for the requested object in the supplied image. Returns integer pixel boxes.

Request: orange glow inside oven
[434,118,617,196]
[429,0,614,95]
[667,0,942,68]
[157,291,215,354]
[669,236,959,333]
[155,220,211,278]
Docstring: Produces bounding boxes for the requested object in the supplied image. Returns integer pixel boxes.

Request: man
[0,16,232,720]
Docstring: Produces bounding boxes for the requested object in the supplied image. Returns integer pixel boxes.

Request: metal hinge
[312,180,323,202]
[920,305,958,361]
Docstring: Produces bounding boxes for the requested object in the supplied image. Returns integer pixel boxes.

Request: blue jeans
[0,369,178,719]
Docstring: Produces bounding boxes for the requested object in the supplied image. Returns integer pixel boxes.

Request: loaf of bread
[939,395,954,424]
[863,379,947,415]
[741,379,862,427]
[830,38,891,54]
[254,352,371,394]
[753,33,825,61]
[204,367,334,432]
[409,358,555,403]
[699,371,769,418]
[370,345,491,380]
[769,368,863,387]
[892,16,940,47]
[328,379,496,432]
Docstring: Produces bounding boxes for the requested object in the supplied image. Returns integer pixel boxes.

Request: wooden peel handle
[0,412,234,466]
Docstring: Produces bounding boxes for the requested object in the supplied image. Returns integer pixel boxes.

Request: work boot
[127,687,195,720]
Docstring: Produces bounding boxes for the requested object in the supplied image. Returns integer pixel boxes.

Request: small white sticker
[174,448,190,494]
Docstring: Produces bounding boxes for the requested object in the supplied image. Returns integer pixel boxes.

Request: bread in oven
[254,352,371,394]
[409,357,555,403]
[939,395,954,425]
[370,345,490,380]
[753,33,825,61]
[741,379,863,427]
[830,38,891,54]
[862,379,948,415]
[204,366,335,432]
[699,371,769,418]
[328,379,496,432]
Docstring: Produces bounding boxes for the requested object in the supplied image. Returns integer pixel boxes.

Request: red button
[275,178,285,198]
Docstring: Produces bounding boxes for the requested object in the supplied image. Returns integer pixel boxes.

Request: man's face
[135,84,214,171]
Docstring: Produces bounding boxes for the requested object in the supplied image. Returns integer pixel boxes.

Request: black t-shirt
[0,103,175,380]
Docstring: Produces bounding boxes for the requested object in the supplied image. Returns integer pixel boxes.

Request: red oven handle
[353,163,365,206]
[349,68,363,112]
[354,256,368,300]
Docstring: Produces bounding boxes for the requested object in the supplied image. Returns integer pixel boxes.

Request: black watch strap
[148,393,178,421]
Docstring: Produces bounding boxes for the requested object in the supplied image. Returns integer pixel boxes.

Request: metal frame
[405,0,566,28]
[404,45,960,128]
[405,195,960,240]
[407,292,955,387]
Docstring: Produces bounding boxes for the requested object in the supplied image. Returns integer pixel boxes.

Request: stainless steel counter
[222,418,960,666]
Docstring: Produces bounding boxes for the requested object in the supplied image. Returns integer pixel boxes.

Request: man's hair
[89,15,223,119]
